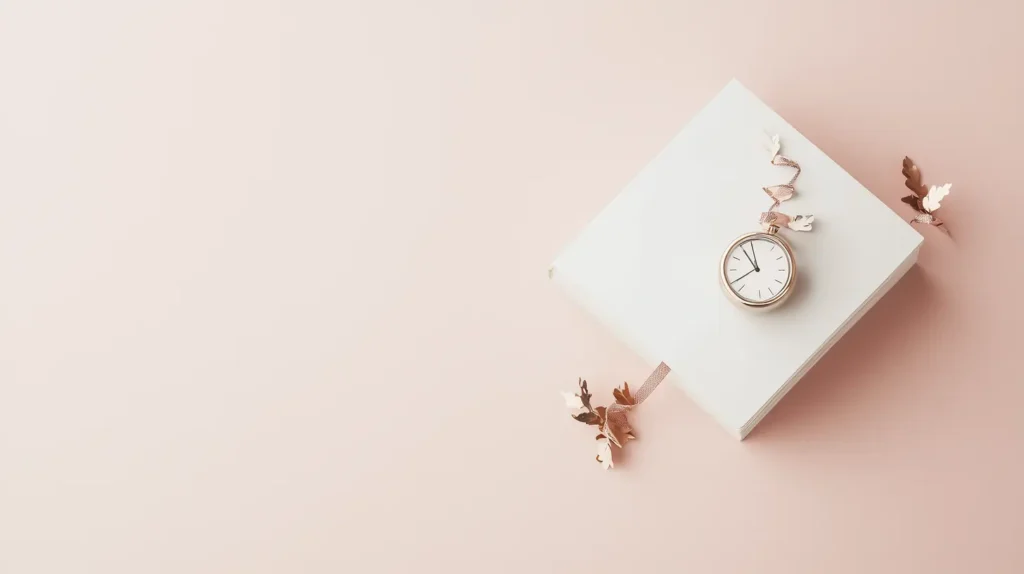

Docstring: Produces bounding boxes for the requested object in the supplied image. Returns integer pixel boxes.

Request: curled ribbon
[562,362,671,469]
[760,135,814,232]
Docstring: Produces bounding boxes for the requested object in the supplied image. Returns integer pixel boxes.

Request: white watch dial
[723,234,793,304]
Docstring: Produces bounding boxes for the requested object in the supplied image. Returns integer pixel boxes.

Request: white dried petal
[923,183,951,213]
[596,439,614,470]
[561,391,583,410]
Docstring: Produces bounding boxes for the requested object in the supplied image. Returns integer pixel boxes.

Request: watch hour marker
[724,235,795,304]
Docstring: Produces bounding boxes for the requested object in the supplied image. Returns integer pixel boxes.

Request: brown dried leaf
[612,382,636,406]
[577,378,594,411]
[902,157,928,198]
[572,411,602,426]
[595,433,606,440]
[901,194,923,212]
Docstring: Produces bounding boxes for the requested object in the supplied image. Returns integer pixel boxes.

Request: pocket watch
[720,135,814,310]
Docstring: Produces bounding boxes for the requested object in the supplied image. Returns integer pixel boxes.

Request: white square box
[550,79,922,439]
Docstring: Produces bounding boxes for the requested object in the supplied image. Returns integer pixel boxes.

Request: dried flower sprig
[901,156,951,233]
[563,378,635,469]
[561,363,670,470]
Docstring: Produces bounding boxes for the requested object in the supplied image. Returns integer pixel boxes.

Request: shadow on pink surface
[746,263,938,442]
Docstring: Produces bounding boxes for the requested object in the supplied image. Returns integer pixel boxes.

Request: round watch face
[720,232,795,307]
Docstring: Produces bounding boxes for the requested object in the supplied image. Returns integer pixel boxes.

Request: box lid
[550,80,922,437]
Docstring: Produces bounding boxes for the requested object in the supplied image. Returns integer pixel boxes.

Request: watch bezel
[719,231,796,309]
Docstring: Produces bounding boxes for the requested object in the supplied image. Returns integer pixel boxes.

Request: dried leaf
[572,411,602,426]
[612,382,636,406]
[561,391,583,410]
[922,183,951,213]
[569,364,671,469]
[900,158,953,234]
[901,194,923,212]
[787,214,814,232]
[767,133,781,159]
[902,157,928,198]
[577,378,594,411]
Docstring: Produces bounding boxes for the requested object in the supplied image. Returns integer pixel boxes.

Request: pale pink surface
[1,1,1022,572]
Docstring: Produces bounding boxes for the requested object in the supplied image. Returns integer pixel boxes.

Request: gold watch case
[719,227,796,309]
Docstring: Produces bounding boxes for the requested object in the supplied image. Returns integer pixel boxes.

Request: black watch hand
[730,268,755,284]
[750,241,760,271]
[740,245,757,271]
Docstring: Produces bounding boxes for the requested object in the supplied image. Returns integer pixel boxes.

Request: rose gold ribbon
[760,137,814,232]
[604,362,671,441]
[629,362,671,405]
[763,152,801,210]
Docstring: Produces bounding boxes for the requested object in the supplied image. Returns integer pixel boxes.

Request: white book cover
[550,79,922,438]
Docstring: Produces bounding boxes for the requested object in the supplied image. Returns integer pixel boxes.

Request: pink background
[2,1,1023,572]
